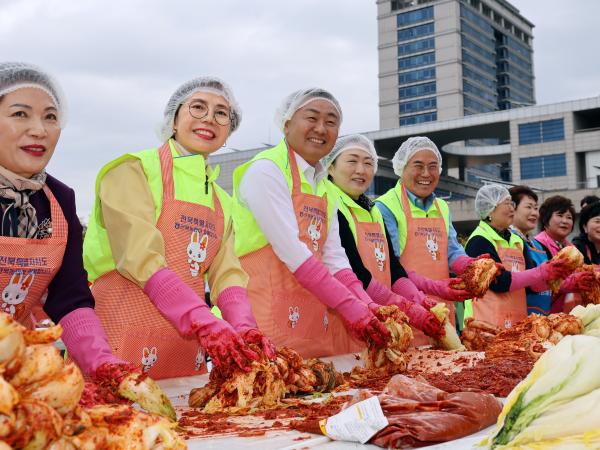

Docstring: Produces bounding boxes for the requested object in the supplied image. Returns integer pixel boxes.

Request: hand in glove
[241,328,277,360]
[541,258,578,280]
[386,293,445,339]
[217,286,276,360]
[294,257,390,347]
[559,271,597,293]
[407,269,471,301]
[195,321,260,373]
[451,254,503,275]
[143,268,259,373]
[335,298,391,347]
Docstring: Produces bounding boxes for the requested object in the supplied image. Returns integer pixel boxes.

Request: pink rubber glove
[217,286,276,360]
[144,268,259,372]
[559,271,596,293]
[391,277,428,305]
[451,254,503,275]
[334,268,376,306]
[294,256,390,347]
[406,270,471,301]
[59,307,126,376]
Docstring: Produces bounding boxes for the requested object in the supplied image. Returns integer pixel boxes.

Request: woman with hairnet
[233,88,390,358]
[0,62,124,367]
[375,136,483,343]
[83,77,273,379]
[321,134,473,342]
[465,184,575,327]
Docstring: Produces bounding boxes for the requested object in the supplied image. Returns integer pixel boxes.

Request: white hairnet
[0,62,67,127]
[274,87,342,132]
[322,134,378,172]
[475,183,511,220]
[158,76,241,142]
[392,136,442,178]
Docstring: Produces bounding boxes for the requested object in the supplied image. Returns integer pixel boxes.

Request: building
[377,0,535,130]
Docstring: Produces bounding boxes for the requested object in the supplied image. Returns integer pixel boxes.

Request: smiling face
[173,91,231,155]
[328,149,375,199]
[584,215,600,245]
[546,210,574,241]
[513,195,539,234]
[489,196,515,231]
[401,149,440,200]
[0,88,61,178]
[283,99,340,166]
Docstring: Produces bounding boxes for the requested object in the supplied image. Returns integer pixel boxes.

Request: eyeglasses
[499,200,516,209]
[187,101,232,126]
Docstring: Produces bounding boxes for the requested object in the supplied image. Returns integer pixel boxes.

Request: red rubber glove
[421,314,446,340]
[451,254,503,275]
[241,328,277,360]
[144,268,259,373]
[388,294,445,339]
[559,271,597,293]
[542,258,578,280]
[294,256,390,347]
[407,270,471,301]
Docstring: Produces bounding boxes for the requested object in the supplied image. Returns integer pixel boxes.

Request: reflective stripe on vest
[232,139,337,258]
[83,139,230,282]
[375,181,450,256]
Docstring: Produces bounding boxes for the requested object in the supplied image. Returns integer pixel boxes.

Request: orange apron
[473,245,527,328]
[0,186,67,328]
[349,208,392,287]
[92,143,224,379]
[240,147,362,358]
[398,186,451,347]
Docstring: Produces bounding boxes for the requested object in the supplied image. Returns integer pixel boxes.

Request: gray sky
[1,0,599,214]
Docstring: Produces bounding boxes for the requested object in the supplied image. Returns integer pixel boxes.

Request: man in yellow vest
[375,137,486,339]
[233,88,389,358]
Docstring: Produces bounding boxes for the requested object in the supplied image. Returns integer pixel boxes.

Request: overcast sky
[1,0,599,214]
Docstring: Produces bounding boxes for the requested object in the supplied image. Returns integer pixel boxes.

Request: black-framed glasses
[187,101,232,126]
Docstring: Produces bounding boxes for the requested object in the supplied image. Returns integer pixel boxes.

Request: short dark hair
[509,185,538,207]
[579,201,600,234]
[580,195,600,209]
[539,195,576,230]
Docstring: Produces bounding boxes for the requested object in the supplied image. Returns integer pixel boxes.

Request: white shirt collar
[293,152,327,188]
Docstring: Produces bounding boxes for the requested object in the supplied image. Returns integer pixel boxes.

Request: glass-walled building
[377,0,535,129]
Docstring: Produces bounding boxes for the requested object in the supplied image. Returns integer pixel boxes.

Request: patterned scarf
[0,165,46,238]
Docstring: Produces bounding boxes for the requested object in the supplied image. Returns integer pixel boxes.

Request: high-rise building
[377,0,535,129]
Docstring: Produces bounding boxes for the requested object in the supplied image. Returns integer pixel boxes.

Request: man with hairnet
[233,88,390,358]
[465,184,576,327]
[375,137,484,341]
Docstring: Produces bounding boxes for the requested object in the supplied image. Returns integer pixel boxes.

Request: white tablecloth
[156,354,494,449]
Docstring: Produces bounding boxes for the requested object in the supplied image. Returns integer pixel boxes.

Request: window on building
[399,97,436,114]
[396,6,433,26]
[518,119,565,145]
[398,52,435,70]
[463,95,495,114]
[463,81,496,104]
[399,111,437,126]
[399,81,436,99]
[397,22,434,41]
[520,154,567,179]
[398,37,435,56]
[398,67,435,84]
